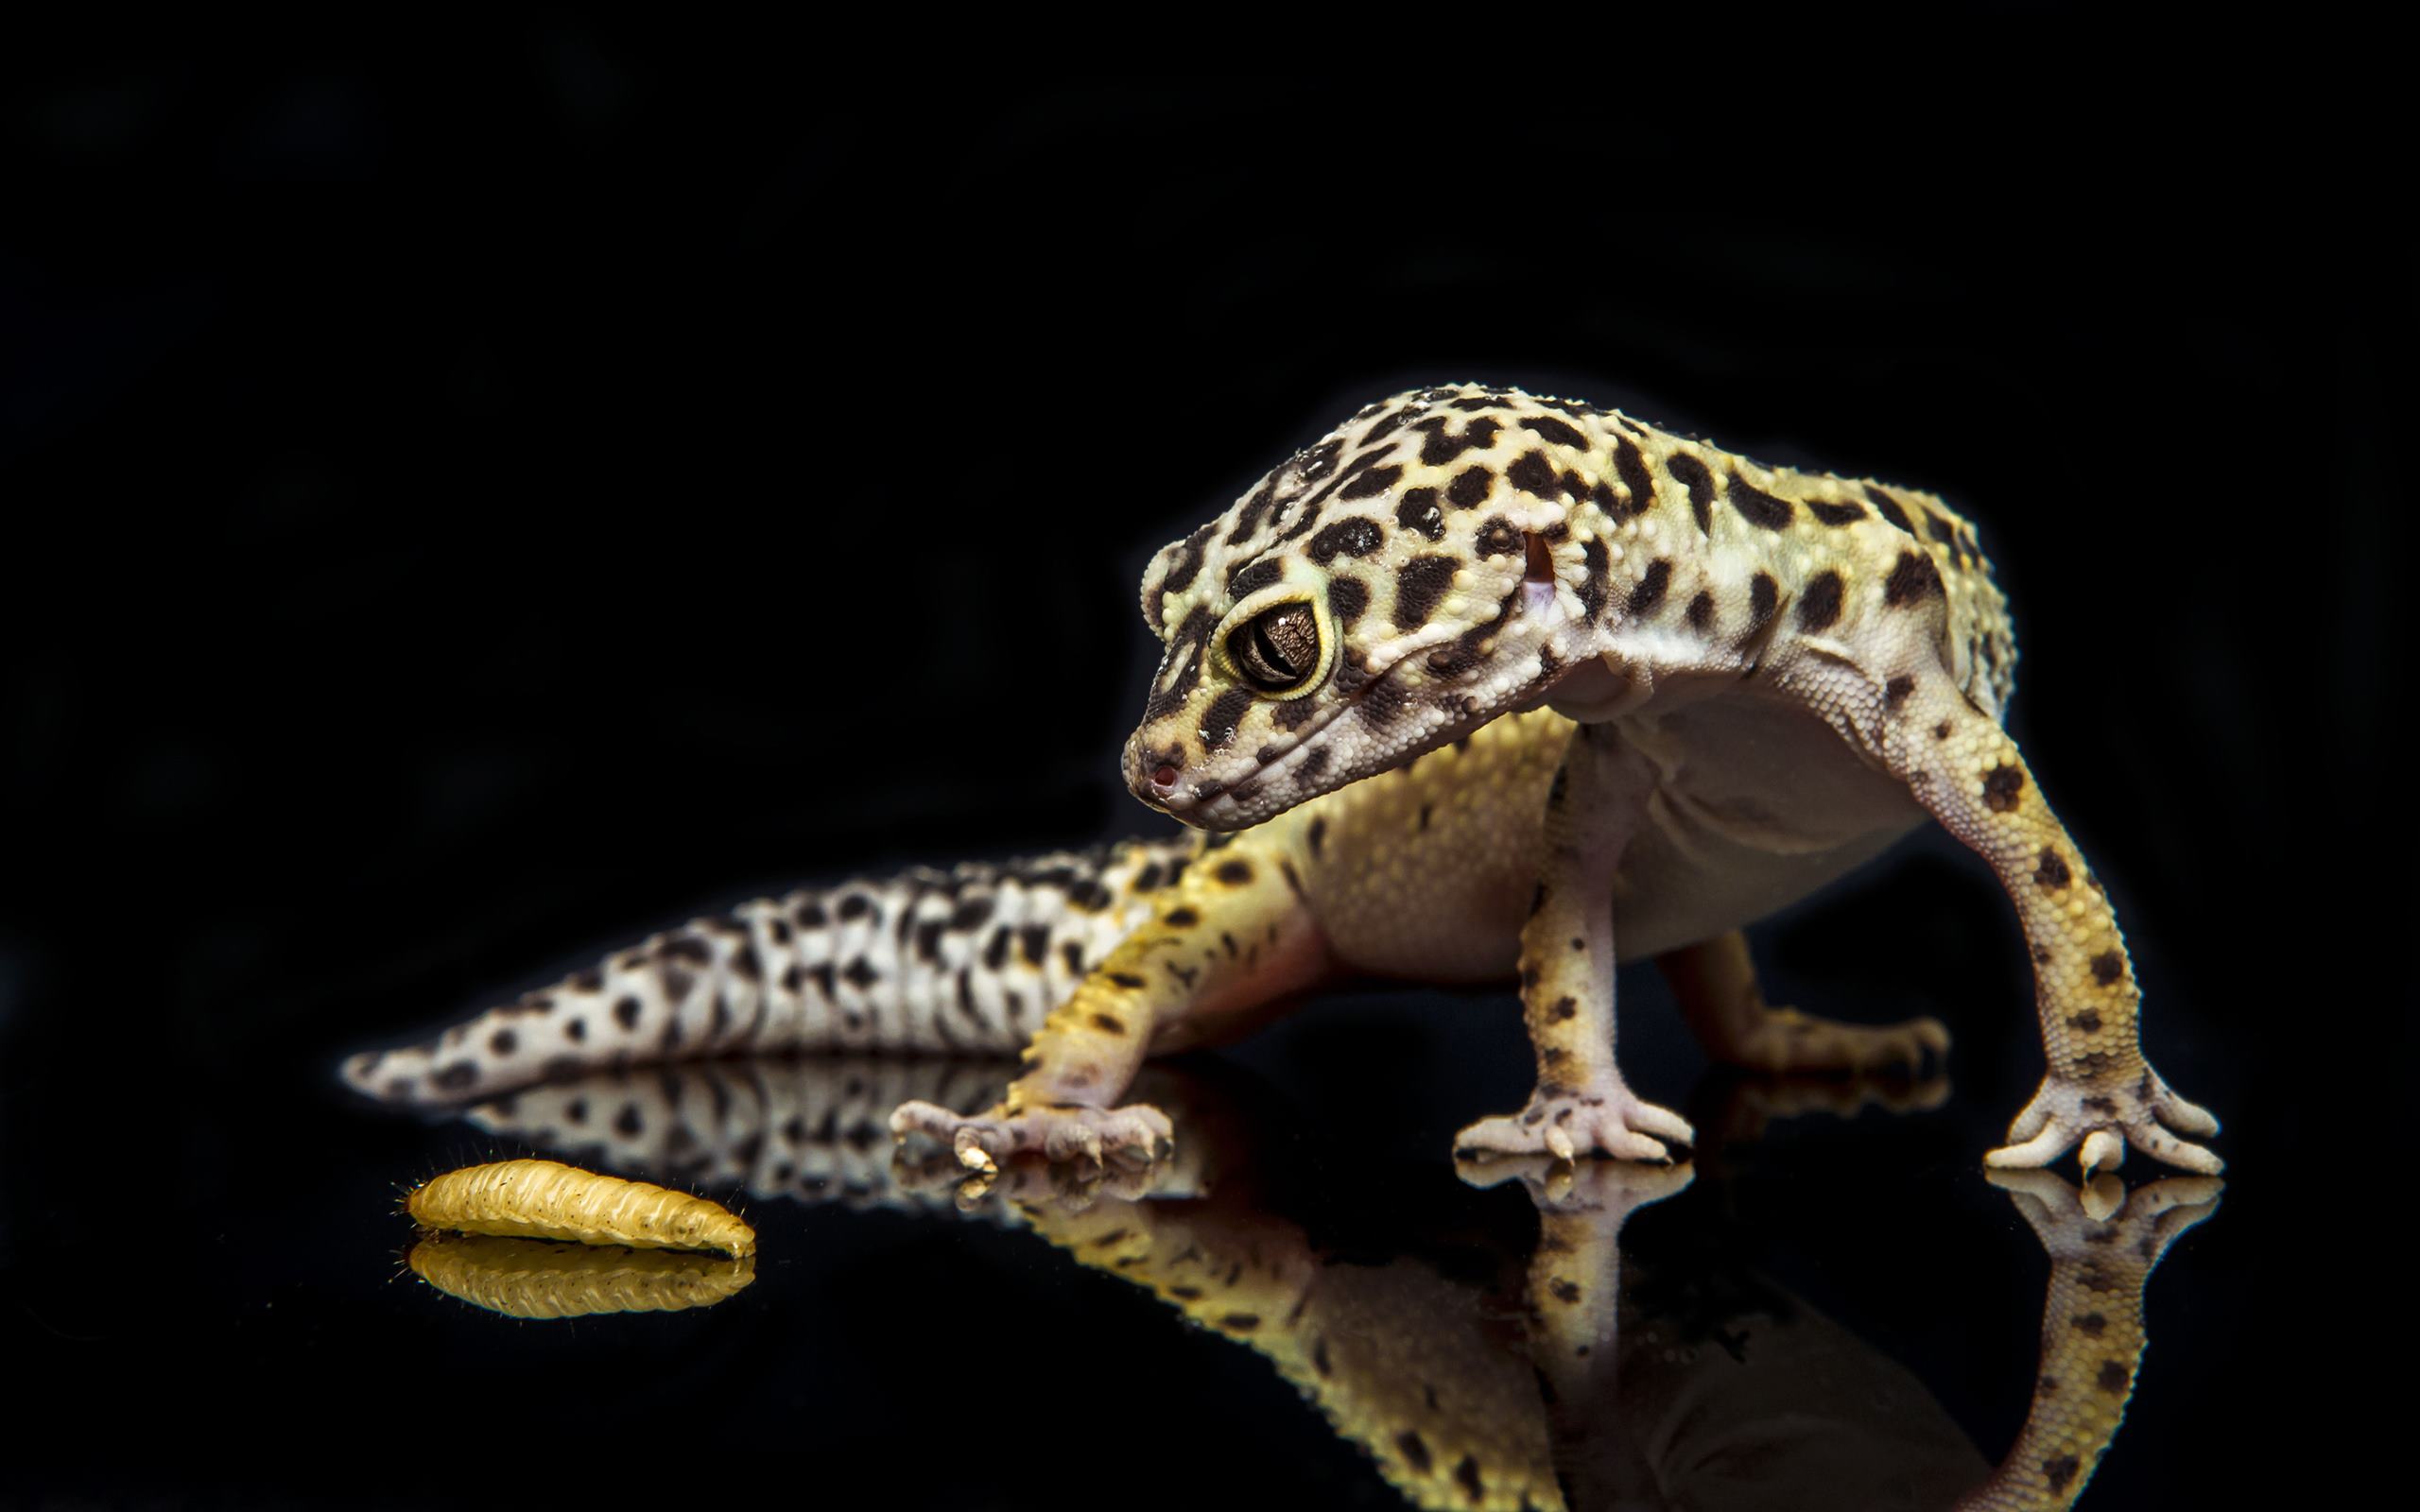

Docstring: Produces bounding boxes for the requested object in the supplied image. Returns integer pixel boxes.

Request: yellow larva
[408,1234,754,1320]
[405,1159,755,1258]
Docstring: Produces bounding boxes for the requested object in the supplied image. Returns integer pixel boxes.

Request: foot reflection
[427,1058,2215,1510]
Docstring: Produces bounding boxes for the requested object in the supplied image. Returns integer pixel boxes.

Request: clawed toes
[891,1098,1173,1177]
[1986,1072,2224,1177]
[1454,1091,1693,1165]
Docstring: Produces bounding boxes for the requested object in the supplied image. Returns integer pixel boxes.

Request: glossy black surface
[2,26,2396,1508]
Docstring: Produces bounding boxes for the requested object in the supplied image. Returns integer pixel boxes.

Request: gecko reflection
[442,1057,2216,1510]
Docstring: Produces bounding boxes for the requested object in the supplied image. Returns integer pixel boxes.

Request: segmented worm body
[405,1159,755,1258]
[407,1233,754,1319]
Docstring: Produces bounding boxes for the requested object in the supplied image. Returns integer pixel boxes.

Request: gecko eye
[1228,601,1320,693]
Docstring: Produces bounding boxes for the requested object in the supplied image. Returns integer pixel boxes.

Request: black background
[2,21,2400,1509]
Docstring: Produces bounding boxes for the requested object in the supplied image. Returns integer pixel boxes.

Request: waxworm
[404,1159,755,1258]
[408,1233,754,1319]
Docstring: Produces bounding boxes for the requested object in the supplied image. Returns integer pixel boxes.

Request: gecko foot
[1984,1069,2221,1176]
[1723,1005,1951,1076]
[1985,1167,2223,1264]
[1456,1151,1695,1220]
[889,1098,1173,1175]
[1453,1084,1694,1164]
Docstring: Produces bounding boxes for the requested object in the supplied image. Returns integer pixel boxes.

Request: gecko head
[1121,384,1615,830]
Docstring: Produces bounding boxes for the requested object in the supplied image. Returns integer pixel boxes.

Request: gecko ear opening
[1523,533,1555,585]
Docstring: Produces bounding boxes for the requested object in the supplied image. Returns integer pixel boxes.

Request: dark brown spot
[1226,558,1284,602]
[1726,472,1793,529]
[2034,847,2071,890]
[2098,1360,2131,1393]
[1395,1432,1432,1474]
[1393,556,1461,629]
[2069,1009,2103,1033]
[1795,570,1844,631]
[2042,1455,2080,1493]
[1685,590,1715,632]
[1885,549,1943,606]
[1575,538,1609,618]
[1198,687,1253,752]
[1091,1013,1126,1035]
[1667,453,1716,533]
[2091,951,2125,986]
[1394,488,1443,541]
[1547,996,1577,1021]
[1864,486,1917,534]
[1625,558,1670,617]
[2074,1311,2107,1335]
[1506,450,1558,496]
[1316,576,1367,629]
[1885,674,1915,707]
[1338,464,1401,502]
[1982,764,2025,812]
[1445,465,1494,508]
[1107,972,1146,989]
[613,996,641,1030]
[1307,516,1385,563]
[1748,572,1778,626]
[1548,1279,1582,1303]
[1215,860,1253,885]
[1522,414,1586,448]
[1610,437,1657,518]
[1418,416,1501,467]
[1453,1456,1482,1501]
[1806,496,1866,524]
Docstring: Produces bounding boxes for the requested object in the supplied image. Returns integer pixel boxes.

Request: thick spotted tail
[340,836,1199,1105]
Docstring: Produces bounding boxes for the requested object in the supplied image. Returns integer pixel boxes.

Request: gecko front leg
[1455,723,1694,1164]
[1885,668,2220,1174]
[891,833,1328,1172]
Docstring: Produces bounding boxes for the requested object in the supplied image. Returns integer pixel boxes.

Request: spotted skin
[1958,1170,2222,1510]
[342,841,1190,1105]
[450,1060,2204,1510]
[347,382,2214,1178]
[1120,383,2214,1175]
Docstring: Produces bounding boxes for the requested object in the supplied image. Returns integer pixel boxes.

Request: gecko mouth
[1178,647,1504,831]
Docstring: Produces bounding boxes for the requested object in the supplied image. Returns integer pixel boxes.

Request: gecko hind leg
[1660,930,1950,1076]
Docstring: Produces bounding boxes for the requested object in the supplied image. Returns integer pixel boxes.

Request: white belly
[1307,695,1924,980]
[1603,691,1925,959]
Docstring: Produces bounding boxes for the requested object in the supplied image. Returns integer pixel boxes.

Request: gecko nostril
[1151,765,1179,791]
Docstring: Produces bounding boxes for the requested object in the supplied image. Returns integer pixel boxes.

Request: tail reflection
[434,1059,2214,1509]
